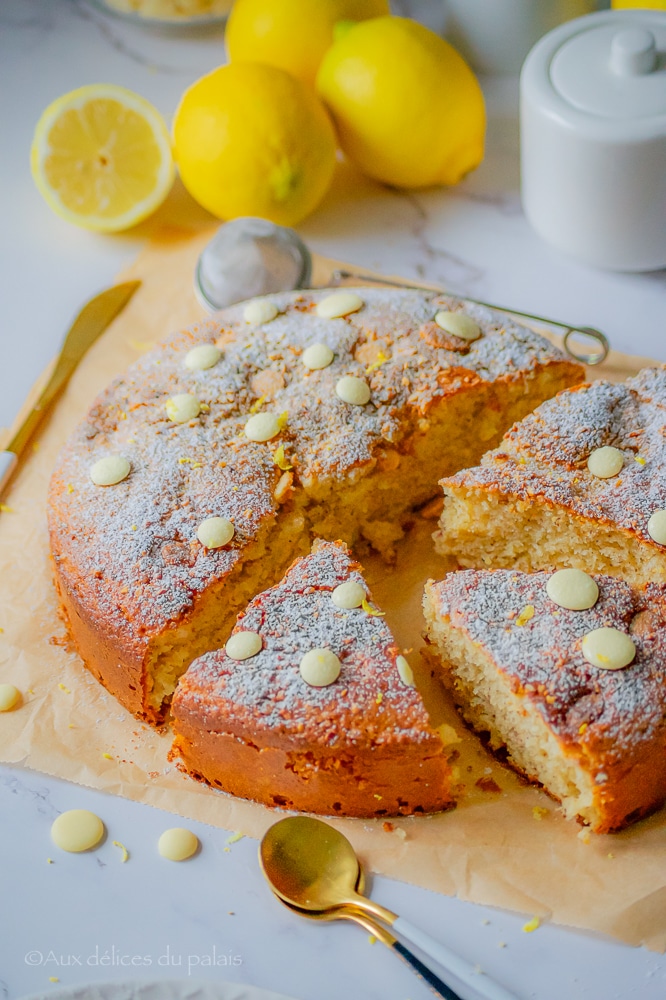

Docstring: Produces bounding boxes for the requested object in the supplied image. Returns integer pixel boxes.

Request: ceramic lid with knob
[521,11,666,271]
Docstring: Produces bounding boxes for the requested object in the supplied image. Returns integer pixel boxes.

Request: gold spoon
[260,816,517,1000]
[272,887,467,1000]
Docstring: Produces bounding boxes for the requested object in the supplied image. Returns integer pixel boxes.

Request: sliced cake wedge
[172,540,457,817]
[424,567,666,833]
[435,369,666,587]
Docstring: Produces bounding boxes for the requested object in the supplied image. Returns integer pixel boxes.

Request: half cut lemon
[31,84,174,232]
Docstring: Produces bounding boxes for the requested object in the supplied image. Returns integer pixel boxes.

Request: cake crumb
[498,942,507,949]
[476,776,502,794]
[383,821,395,833]
[49,977,59,983]
[607,852,615,859]
[226,831,245,845]
[438,723,461,746]
[368,935,377,945]
[47,858,53,864]
[362,599,385,617]
[0,504,15,513]
[523,916,541,933]
[577,827,591,844]
[102,753,114,760]
[532,806,549,821]
[481,919,490,926]
[58,683,70,694]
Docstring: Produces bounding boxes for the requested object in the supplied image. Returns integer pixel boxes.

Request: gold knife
[0,280,141,498]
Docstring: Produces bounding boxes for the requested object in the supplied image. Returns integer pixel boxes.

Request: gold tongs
[331,268,610,367]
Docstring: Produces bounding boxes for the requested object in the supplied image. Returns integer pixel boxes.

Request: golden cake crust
[173,541,455,817]
[48,286,582,722]
[424,569,666,833]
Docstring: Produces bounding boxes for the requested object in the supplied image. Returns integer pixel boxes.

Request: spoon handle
[393,917,517,1000]
[392,940,464,1000]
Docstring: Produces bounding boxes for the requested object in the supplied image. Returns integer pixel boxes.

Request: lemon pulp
[31,84,174,232]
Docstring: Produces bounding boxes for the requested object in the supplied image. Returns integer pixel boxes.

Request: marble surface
[2,3,666,999]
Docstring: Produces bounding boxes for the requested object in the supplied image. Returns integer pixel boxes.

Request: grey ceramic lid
[549,15,666,120]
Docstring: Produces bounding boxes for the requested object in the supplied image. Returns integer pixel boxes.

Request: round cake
[48,286,582,726]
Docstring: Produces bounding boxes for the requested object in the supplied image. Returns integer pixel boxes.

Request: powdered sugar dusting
[50,286,573,638]
[175,541,436,748]
[429,569,666,756]
[445,368,666,545]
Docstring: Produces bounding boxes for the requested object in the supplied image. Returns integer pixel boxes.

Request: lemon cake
[172,540,456,816]
[424,568,666,833]
[48,286,582,723]
[436,369,666,586]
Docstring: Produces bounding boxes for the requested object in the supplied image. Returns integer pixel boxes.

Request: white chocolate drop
[166,393,201,424]
[587,446,624,479]
[396,655,415,687]
[243,300,279,325]
[299,648,341,687]
[0,684,21,712]
[51,809,104,853]
[434,311,481,342]
[302,343,334,370]
[546,569,599,611]
[197,516,234,549]
[245,412,281,442]
[581,627,636,670]
[90,455,131,487]
[335,376,371,406]
[158,827,199,861]
[184,344,221,371]
[316,291,364,319]
[225,631,262,660]
[331,581,366,609]
[647,509,666,545]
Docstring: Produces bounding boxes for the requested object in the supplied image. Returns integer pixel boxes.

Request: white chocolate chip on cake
[396,655,415,687]
[587,446,624,479]
[166,393,201,424]
[302,343,334,370]
[316,291,364,319]
[647,509,666,545]
[300,648,341,687]
[90,455,131,487]
[51,809,104,853]
[546,569,599,611]
[0,684,21,712]
[582,627,636,670]
[336,376,371,406]
[184,344,221,371]
[158,827,199,861]
[331,581,366,609]
[434,311,481,342]
[197,516,234,549]
[226,631,262,660]
[245,412,281,442]
[243,300,279,325]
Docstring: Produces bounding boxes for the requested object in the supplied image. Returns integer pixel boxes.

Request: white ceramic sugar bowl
[520,11,666,271]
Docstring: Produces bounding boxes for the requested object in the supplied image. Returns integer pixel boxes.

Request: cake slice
[423,568,666,833]
[171,541,457,817]
[435,368,666,587]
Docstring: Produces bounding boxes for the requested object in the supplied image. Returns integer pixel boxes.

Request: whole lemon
[225,0,389,87]
[317,17,486,189]
[173,62,336,226]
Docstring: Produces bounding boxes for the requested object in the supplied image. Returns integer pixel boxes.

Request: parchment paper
[2,224,665,951]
